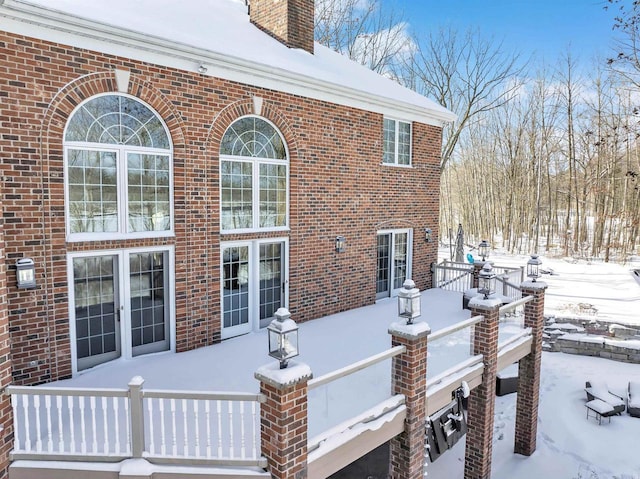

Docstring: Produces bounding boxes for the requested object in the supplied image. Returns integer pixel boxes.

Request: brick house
[0,0,455,388]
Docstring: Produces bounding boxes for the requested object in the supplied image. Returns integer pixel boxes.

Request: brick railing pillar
[255,361,312,479]
[514,281,547,456]
[388,320,430,479]
[464,296,502,479]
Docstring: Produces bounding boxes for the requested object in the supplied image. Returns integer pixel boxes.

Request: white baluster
[68,396,76,454]
[45,395,53,452]
[159,398,166,455]
[123,395,130,455]
[11,395,21,451]
[251,401,258,459]
[216,400,222,458]
[182,399,188,455]
[34,395,42,452]
[228,401,234,458]
[240,401,246,459]
[79,396,87,454]
[56,396,64,453]
[193,400,200,457]
[113,397,120,454]
[90,396,97,453]
[170,399,177,456]
[205,400,211,458]
[148,398,155,455]
[102,397,109,454]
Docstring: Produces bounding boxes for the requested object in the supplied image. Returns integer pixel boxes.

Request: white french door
[221,239,287,339]
[69,247,174,373]
[376,229,412,300]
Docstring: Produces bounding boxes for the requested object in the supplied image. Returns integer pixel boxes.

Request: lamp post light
[527,254,542,282]
[478,262,496,299]
[267,308,299,369]
[397,279,421,325]
[478,240,490,262]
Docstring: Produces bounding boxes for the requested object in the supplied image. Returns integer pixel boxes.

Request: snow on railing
[6,378,266,467]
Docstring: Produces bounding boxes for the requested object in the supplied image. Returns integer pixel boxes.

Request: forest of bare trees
[315,0,640,262]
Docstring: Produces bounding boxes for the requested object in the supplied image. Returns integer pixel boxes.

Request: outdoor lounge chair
[585,380,626,415]
[628,381,640,418]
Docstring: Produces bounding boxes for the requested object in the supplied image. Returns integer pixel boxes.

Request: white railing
[432,260,473,293]
[7,377,266,467]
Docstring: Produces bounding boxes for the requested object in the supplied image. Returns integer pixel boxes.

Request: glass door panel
[392,232,408,294]
[73,255,121,371]
[129,251,170,356]
[376,234,391,299]
[222,245,251,338]
[259,242,284,328]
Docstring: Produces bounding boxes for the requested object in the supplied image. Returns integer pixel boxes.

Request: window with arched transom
[64,94,173,241]
[220,116,288,231]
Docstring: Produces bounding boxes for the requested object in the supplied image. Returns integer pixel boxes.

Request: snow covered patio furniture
[585,399,616,425]
[585,381,626,415]
[628,381,640,417]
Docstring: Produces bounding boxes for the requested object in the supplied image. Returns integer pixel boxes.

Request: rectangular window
[221,160,253,230]
[383,118,412,166]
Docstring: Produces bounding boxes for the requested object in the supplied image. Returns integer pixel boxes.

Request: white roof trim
[0,0,456,126]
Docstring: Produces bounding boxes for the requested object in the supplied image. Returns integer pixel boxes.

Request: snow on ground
[55,255,640,478]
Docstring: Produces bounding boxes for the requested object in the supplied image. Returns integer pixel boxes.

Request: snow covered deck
[7,289,533,478]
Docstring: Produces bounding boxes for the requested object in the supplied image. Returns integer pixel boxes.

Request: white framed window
[64,93,174,242]
[67,245,175,374]
[383,118,412,166]
[220,116,289,233]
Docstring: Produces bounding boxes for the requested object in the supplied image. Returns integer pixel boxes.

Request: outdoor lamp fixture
[425,228,432,243]
[478,240,490,262]
[397,279,421,325]
[478,262,496,299]
[16,258,36,289]
[197,64,208,74]
[527,254,542,282]
[267,308,299,369]
[335,236,346,253]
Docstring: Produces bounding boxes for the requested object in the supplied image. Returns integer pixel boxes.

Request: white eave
[0,0,456,126]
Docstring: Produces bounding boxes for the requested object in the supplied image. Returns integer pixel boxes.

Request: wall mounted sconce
[425,228,432,243]
[335,236,346,253]
[16,258,36,289]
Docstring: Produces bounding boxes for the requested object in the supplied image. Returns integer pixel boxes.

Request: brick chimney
[249,0,315,54]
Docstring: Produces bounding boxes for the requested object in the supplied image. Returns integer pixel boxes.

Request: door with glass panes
[221,241,286,339]
[376,230,412,299]
[70,249,171,372]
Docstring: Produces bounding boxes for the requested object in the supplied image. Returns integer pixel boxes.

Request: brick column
[464,296,502,479]
[255,361,312,479]
[388,321,430,479]
[472,261,487,289]
[514,281,547,456]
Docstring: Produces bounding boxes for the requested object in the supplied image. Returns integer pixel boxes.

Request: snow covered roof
[0,0,456,126]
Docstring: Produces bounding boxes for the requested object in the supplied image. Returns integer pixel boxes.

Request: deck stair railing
[6,377,266,467]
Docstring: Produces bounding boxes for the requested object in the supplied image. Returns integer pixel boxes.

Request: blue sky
[394,0,620,63]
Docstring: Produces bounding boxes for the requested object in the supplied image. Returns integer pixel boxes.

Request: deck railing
[432,260,473,293]
[7,378,266,467]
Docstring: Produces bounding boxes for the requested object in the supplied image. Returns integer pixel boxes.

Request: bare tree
[400,26,526,171]
[315,0,411,75]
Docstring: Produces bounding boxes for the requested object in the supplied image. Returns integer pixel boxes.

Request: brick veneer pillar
[514,281,547,456]
[388,321,430,479]
[464,296,502,479]
[255,361,312,479]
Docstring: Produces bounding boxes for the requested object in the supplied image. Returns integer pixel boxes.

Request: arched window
[64,94,173,240]
[220,116,288,231]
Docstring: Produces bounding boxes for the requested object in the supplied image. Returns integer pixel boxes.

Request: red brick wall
[0,31,442,384]
[250,0,315,54]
